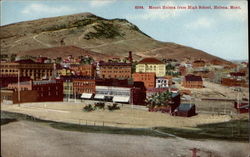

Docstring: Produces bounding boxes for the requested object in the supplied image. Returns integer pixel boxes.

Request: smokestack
[128,51,133,63]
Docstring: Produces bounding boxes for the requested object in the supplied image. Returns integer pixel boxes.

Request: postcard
[1,0,249,157]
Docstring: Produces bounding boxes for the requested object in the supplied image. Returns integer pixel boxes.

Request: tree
[146,90,173,109]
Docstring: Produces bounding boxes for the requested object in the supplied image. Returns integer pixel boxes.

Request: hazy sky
[1,0,248,60]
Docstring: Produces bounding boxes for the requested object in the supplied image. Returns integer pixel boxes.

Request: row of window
[101,71,131,73]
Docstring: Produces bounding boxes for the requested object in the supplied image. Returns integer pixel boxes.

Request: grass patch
[1,118,17,125]
[1,111,249,141]
[155,120,249,141]
[50,122,168,138]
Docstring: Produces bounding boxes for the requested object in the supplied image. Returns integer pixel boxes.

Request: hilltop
[0,12,231,63]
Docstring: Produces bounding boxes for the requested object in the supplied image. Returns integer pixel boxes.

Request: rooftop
[99,62,131,66]
[185,74,202,82]
[138,58,164,64]
[178,103,195,111]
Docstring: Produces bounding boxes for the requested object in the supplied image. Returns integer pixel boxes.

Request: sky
[0,0,248,61]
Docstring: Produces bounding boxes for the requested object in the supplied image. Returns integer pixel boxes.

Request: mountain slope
[0,12,230,63]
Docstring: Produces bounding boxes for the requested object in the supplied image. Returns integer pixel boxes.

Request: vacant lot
[1,120,249,157]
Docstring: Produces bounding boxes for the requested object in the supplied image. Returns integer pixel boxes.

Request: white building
[156,77,169,88]
[94,86,131,103]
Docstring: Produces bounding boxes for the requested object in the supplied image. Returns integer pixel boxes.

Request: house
[178,66,187,76]
[136,58,166,77]
[193,70,215,79]
[175,103,196,117]
[182,74,203,88]
[221,72,247,87]
[192,59,206,68]
[132,72,156,89]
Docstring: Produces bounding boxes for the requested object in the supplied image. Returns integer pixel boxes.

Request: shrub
[107,103,120,111]
[83,104,95,112]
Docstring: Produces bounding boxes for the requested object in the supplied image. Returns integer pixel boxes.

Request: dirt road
[1,121,249,157]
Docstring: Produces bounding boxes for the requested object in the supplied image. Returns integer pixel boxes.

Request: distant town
[0,51,249,116]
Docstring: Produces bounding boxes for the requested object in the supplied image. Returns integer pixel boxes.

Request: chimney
[128,51,133,63]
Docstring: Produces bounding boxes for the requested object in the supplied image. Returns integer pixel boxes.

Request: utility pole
[18,70,21,107]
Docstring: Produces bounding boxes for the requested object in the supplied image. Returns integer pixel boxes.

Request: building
[7,80,63,102]
[94,79,146,105]
[234,100,249,114]
[73,77,96,99]
[0,75,31,88]
[0,60,54,80]
[59,76,76,99]
[221,78,246,87]
[70,64,96,77]
[136,58,166,77]
[132,72,155,89]
[0,89,39,104]
[98,61,132,79]
[182,74,203,88]
[193,70,214,79]
[156,76,172,88]
[178,66,187,76]
[221,72,247,87]
[175,103,196,117]
[57,67,73,76]
[192,59,206,68]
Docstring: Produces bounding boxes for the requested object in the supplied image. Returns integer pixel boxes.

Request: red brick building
[182,74,203,88]
[6,80,63,102]
[0,75,31,88]
[72,77,96,98]
[98,62,132,79]
[70,64,96,77]
[132,72,156,89]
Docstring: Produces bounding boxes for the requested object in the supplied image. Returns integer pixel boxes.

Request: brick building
[0,75,31,88]
[73,77,96,98]
[132,72,156,89]
[0,89,39,104]
[98,61,132,79]
[0,60,54,80]
[136,58,166,77]
[6,80,63,102]
[70,64,96,77]
[182,74,203,88]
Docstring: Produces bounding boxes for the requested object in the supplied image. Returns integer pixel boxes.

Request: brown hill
[0,12,231,64]
[18,46,115,60]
